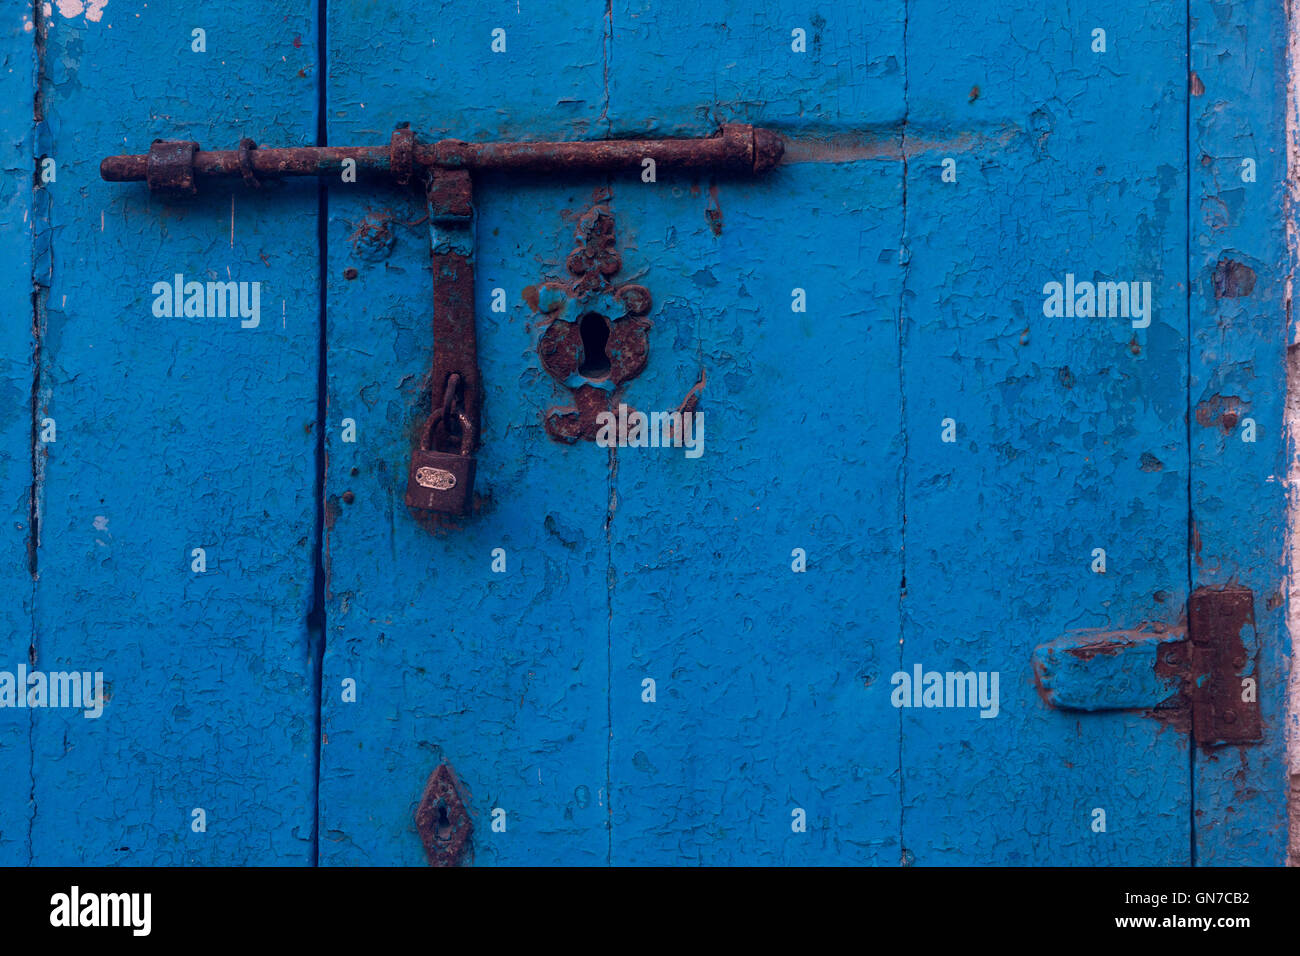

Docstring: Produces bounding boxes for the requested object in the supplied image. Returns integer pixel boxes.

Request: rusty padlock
[405,378,476,514]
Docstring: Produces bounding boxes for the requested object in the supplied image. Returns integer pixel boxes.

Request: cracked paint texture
[0,10,37,865]
[317,0,1291,865]
[0,0,1290,865]
[7,2,321,865]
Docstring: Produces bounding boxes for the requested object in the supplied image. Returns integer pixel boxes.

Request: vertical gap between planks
[896,0,909,866]
[604,175,616,867]
[601,5,614,865]
[26,0,49,867]
[1185,0,1197,867]
[306,0,330,868]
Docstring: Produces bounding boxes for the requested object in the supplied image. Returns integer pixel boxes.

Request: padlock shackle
[421,406,475,457]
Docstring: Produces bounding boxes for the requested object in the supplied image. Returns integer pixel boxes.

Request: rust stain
[968,85,980,102]
[347,207,398,261]
[1190,71,1205,95]
[635,370,711,445]
[1195,394,1244,432]
[1063,642,1125,660]
[1031,660,1055,708]
[521,284,541,312]
[1212,258,1257,298]
[1147,638,1193,735]
[705,183,723,236]
[545,386,615,443]
[674,369,707,421]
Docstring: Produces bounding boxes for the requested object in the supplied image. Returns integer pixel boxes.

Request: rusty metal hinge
[1033,585,1261,747]
[1176,586,1261,746]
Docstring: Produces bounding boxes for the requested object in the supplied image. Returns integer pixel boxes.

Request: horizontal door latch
[101,124,784,193]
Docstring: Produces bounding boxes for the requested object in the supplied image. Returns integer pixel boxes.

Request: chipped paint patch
[1212,258,1257,298]
[1195,393,1244,431]
[49,0,107,22]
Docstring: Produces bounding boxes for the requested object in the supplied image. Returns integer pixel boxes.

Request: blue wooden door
[0,0,1291,866]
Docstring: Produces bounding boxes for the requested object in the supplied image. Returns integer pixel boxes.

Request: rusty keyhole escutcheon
[529,194,652,442]
[415,763,472,866]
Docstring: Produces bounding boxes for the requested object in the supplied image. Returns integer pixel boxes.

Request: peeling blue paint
[0,0,1288,866]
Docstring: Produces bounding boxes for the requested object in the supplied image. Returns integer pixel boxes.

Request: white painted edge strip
[1284,0,1300,867]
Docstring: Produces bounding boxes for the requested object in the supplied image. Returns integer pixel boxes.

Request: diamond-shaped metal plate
[415,763,471,866]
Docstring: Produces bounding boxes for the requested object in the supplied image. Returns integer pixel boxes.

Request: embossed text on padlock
[405,409,476,515]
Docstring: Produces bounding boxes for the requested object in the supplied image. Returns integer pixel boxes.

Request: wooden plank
[900,0,1192,864]
[604,160,905,863]
[602,1,906,863]
[319,0,613,865]
[0,4,35,866]
[1189,0,1290,865]
[31,1,319,864]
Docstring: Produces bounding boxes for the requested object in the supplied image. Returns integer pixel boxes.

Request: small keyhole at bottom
[578,312,611,379]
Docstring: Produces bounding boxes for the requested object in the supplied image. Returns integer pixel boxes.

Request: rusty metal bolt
[617,284,651,315]
[566,251,589,276]
[146,139,199,197]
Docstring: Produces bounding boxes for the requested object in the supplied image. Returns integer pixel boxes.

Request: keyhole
[578,312,611,379]
[435,802,452,841]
